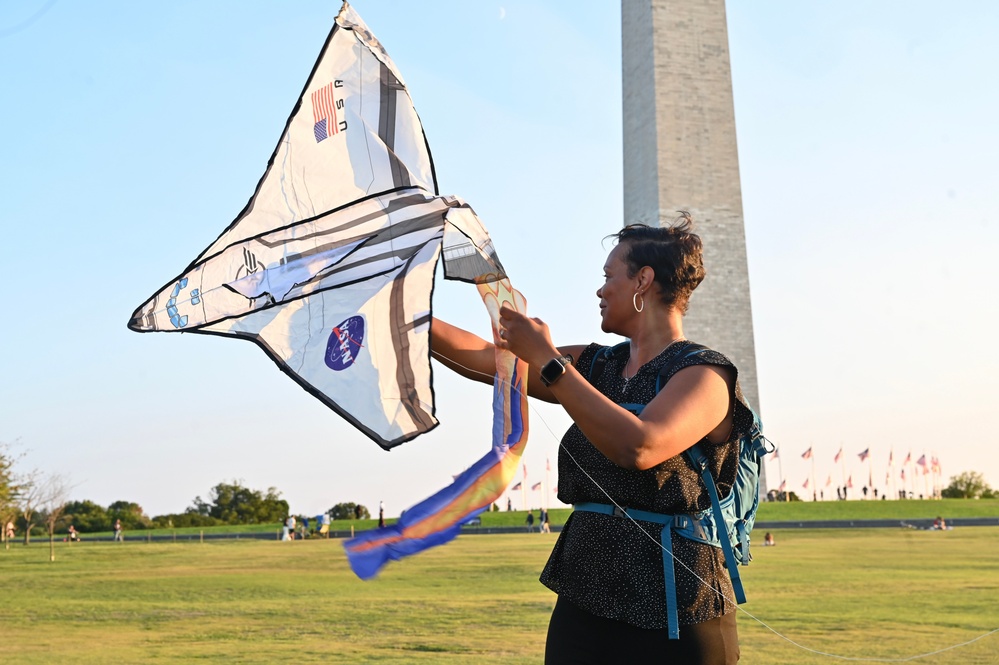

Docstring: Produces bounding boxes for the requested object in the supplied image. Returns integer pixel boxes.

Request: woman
[432,217,749,664]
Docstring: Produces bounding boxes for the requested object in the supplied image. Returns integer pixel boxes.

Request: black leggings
[545,597,740,665]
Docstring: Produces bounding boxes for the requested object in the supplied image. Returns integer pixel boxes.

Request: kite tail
[344,280,528,579]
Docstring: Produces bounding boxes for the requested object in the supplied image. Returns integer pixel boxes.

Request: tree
[41,474,71,562]
[107,500,152,530]
[329,502,369,520]
[190,481,289,524]
[0,441,23,550]
[941,471,993,499]
[17,469,43,545]
[62,500,110,533]
[150,511,223,529]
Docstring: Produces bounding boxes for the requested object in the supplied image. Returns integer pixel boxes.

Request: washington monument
[621,0,767,494]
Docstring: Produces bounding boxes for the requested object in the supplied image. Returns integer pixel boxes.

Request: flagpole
[839,444,847,496]
[922,452,930,500]
[811,453,817,502]
[868,454,874,500]
[777,448,785,501]
[890,448,896,501]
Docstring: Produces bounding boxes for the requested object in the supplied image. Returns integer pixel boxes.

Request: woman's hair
[607,212,705,313]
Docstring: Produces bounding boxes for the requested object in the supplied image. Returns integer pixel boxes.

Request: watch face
[541,357,566,385]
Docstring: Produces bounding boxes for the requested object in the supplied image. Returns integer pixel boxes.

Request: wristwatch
[539,354,574,387]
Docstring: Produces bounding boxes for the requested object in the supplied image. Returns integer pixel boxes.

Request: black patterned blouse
[539,341,754,629]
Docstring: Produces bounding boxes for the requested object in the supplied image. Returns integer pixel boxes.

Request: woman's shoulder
[658,341,736,380]
[574,342,621,378]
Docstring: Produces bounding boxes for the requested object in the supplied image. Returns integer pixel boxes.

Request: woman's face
[597,243,637,334]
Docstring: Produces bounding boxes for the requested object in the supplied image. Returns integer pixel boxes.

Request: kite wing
[129,3,451,447]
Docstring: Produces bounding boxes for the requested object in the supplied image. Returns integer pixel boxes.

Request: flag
[803,478,810,489]
[889,449,894,465]
[546,458,551,472]
[771,447,779,460]
[847,475,854,488]
[916,454,927,468]
[802,447,813,460]
[553,486,558,494]
[825,475,832,487]
[531,482,542,491]
[904,452,912,465]
[311,81,342,143]
[511,482,522,490]
[523,463,528,479]
[779,480,787,491]
[901,468,906,481]
[858,448,870,462]
[834,447,842,463]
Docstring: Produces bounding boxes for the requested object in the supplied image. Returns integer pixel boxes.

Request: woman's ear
[638,265,656,292]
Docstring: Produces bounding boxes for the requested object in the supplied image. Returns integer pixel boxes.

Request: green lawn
[70,499,999,540]
[2,528,997,663]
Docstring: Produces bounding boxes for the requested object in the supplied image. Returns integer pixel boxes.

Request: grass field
[3,528,998,663]
[69,499,999,539]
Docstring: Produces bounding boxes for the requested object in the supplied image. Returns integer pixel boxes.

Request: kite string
[431,351,999,662]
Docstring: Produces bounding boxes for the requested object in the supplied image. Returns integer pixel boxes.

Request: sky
[1,1,997,518]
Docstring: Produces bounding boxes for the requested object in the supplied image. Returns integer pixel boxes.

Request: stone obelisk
[622,0,766,494]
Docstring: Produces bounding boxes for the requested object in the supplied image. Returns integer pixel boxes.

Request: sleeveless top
[539,341,754,629]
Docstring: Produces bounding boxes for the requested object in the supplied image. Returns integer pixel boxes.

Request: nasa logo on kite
[128,1,531,579]
[325,316,365,371]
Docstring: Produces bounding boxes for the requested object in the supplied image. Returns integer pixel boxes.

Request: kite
[128,2,528,577]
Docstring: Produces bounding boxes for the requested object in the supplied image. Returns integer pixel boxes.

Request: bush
[329,502,370,520]
[941,471,993,499]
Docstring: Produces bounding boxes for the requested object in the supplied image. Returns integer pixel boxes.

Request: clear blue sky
[2,1,997,517]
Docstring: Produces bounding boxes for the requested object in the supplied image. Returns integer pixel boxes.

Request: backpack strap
[660,343,749,604]
[587,342,629,384]
[573,502,683,639]
[685,445,748,604]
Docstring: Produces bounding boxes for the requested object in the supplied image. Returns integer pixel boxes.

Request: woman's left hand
[497,306,559,367]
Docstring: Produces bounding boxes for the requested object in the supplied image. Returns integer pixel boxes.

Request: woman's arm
[430,318,497,385]
[497,308,734,469]
[430,317,586,403]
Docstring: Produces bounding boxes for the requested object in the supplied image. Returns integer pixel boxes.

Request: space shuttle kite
[129,2,530,577]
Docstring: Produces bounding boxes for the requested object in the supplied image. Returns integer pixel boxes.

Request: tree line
[2,440,374,554]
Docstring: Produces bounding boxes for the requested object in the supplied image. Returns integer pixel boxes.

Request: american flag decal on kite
[313,81,344,142]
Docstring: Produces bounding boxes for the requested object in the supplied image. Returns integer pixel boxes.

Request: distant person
[378,501,385,528]
[113,519,123,542]
[932,516,947,530]
[354,504,362,520]
[507,497,513,512]
[526,510,535,533]
[541,511,551,534]
[763,532,775,547]
[4,520,14,541]
[67,525,80,542]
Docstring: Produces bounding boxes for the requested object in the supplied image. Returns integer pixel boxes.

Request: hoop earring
[633,292,644,313]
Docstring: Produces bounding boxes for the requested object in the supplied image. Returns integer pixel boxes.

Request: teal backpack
[578,341,770,638]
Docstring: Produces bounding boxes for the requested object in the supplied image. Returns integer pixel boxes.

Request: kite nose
[127,303,156,332]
